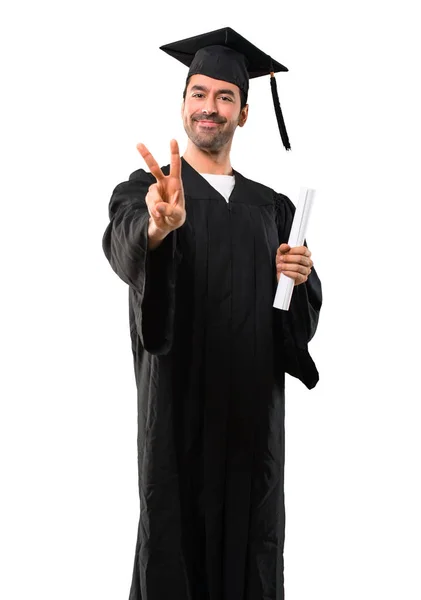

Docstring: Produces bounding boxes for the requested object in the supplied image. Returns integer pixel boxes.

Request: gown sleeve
[273,192,322,389]
[101,168,179,355]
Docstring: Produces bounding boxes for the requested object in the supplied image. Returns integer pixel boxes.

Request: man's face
[182,74,248,152]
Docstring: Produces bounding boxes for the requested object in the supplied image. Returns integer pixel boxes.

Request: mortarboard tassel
[270,72,291,151]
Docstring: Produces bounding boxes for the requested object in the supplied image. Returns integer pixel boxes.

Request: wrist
[148,218,168,250]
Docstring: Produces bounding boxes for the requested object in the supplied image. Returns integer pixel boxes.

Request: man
[102,27,322,600]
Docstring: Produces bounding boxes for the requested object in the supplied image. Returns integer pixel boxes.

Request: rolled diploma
[273,187,315,311]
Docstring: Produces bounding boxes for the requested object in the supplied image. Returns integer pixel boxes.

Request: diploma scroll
[273,187,315,311]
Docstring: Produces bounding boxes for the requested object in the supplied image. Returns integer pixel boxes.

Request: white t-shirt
[200,173,236,203]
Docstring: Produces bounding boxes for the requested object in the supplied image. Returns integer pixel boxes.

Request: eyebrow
[190,84,236,97]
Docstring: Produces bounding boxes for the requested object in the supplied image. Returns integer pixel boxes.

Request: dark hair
[182,76,247,109]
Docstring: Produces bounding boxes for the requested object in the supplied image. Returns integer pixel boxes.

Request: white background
[1,1,420,598]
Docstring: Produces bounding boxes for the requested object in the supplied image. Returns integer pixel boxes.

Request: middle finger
[278,255,313,267]
[278,263,310,276]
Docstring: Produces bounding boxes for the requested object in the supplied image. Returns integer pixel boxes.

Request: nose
[203,96,217,115]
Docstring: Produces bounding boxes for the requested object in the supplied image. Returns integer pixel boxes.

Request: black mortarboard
[160,27,291,151]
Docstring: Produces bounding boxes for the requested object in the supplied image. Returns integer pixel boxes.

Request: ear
[238,104,249,128]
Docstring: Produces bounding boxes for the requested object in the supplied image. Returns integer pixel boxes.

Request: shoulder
[112,164,171,195]
[236,171,295,213]
[236,171,275,198]
[274,190,296,220]
[109,168,152,200]
[107,170,151,218]
[108,165,170,217]
[128,163,170,183]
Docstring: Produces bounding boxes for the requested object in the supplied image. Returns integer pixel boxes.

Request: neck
[183,140,233,175]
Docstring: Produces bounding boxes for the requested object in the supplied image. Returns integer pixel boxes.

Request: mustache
[192,114,226,124]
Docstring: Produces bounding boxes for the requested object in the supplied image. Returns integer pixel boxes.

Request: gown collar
[181,156,271,206]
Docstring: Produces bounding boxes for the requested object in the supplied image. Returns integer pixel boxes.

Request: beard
[183,113,238,151]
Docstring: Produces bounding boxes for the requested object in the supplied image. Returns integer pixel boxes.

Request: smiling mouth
[193,117,225,124]
[195,121,223,130]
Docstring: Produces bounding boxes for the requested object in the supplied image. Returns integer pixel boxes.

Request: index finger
[136,143,165,182]
[288,245,311,257]
[169,139,181,180]
[277,243,291,255]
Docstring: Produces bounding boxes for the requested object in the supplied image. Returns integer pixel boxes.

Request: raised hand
[136,139,186,248]
[276,243,313,285]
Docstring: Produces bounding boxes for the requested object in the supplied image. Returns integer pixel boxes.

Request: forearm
[288,267,322,346]
[305,267,322,342]
[273,269,322,389]
[102,203,151,292]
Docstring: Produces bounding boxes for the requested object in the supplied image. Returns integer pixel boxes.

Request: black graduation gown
[102,157,322,600]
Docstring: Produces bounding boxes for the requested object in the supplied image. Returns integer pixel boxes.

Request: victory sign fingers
[137,140,186,238]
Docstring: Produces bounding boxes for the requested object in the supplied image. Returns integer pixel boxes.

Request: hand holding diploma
[276,244,313,285]
[273,187,316,310]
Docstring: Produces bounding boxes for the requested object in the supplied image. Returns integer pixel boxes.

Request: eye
[192,93,205,98]
[219,96,233,102]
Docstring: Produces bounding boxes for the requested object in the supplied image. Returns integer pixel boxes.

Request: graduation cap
[160,27,291,151]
